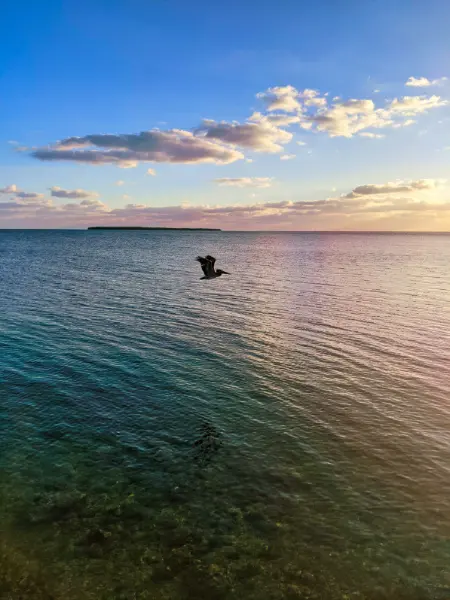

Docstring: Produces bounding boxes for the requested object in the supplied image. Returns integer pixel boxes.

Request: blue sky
[1,0,450,229]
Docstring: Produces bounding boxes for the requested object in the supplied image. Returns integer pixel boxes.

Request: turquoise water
[1,230,450,599]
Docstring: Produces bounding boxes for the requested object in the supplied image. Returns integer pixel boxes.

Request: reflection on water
[1,231,450,599]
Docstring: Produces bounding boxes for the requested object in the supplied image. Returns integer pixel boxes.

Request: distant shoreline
[0,229,449,234]
[87,226,221,231]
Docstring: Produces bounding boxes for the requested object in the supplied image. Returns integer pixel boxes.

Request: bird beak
[223,271,230,274]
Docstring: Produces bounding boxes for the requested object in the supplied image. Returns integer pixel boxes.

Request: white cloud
[304,96,327,108]
[300,89,322,100]
[359,132,385,139]
[305,99,388,137]
[248,111,301,127]
[25,83,449,172]
[406,76,447,87]
[0,184,18,194]
[255,84,447,139]
[256,86,328,113]
[256,85,302,112]
[299,95,446,138]
[50,186,98,199]
[214,177,274,188]
[386,95,447,115]
[296,141,307,146]
[115,180,125,186]
[146,168,156,176]
[280,154,296,160]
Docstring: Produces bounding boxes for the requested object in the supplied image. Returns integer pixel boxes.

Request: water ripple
[1,231,450,599]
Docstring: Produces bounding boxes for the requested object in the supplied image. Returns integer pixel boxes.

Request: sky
[2,0,450,230]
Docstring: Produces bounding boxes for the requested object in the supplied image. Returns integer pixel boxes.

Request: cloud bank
[24,82,448,172]
[255,86,448,138]
[2,178,449,231]
[50,186,98,199]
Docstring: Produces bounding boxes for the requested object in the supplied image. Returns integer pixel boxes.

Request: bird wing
[205,255,216,268]
[196,256,214,277]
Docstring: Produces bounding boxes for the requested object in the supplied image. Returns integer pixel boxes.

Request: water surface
[1,231,450,599]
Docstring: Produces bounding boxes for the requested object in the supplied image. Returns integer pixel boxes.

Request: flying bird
[196,255,230,280]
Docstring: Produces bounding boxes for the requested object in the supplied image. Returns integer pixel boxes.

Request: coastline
[87,226,221,231]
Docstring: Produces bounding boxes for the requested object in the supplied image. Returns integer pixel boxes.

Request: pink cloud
[1,178,449,230]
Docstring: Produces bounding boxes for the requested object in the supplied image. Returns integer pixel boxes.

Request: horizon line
[1,228,450,234]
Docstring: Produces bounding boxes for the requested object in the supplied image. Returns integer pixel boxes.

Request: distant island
[87,226,221,231]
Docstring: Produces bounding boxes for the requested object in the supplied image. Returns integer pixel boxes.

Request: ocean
[1,230,449,599]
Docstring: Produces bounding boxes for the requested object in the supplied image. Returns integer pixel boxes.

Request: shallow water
[1,230,450,599]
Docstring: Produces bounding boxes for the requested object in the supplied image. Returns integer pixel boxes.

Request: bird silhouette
[196,255,230,280]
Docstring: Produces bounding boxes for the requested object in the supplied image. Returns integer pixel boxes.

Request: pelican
[196,255,230,280]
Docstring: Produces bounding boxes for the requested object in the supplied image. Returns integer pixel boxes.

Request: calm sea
[1,230,450,600]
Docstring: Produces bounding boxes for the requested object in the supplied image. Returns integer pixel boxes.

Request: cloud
[248,111,301,126]
[214,177,274,188]
[30,114,295,168]
[254,84,446,139]
[304,96,327,108]
[15,191,44,200]
[386,95,447,115]
[256,85,302,112]
[0,184,18,194]
[80,198,106,208]
[31,129,245,167]
[391,119,416,128]
[256,86,328,113]
[195,119,292,152]
[296,141,307,146]
[359,132,385,139]
[406,76,447,87]
[0,184,45,203]
[146,168,156,176]
[50,186,98,199]
[2,177,450,231]
[346,179,443,198]
[115,180,125,186]
[280,154,295,160]
[23,83,450,173]
[299,95,447,137]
